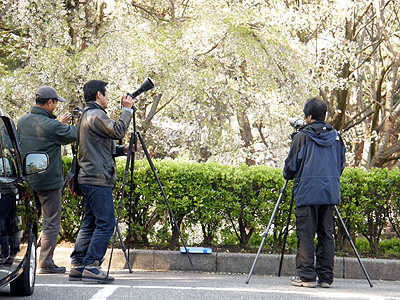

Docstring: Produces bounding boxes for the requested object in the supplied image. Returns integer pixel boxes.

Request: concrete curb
[49,247,400,281]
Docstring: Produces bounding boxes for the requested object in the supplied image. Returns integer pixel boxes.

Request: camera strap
[75,107,94,159]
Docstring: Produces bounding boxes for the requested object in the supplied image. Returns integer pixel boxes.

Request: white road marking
[35,284,400,300]
[90,286,118,300]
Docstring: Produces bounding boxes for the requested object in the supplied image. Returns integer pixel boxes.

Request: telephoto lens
[289,117,306,129]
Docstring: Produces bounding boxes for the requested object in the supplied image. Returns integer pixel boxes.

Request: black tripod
[245,178,373,287]
[107,81,193,277]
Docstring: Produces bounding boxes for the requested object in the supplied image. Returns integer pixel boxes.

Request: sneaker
[291,276,317,288]
[82,260,114,284]
[318,281,332,288]
[69,264,85,281]
[38,264,66,274]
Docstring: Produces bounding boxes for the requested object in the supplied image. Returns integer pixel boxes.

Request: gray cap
[36,86,66,102]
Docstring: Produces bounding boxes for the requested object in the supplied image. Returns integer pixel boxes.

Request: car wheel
[10,233,36,296]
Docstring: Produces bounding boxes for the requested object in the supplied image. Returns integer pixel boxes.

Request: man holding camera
[18,86,77,274]
[69,80,133,283]
[283,98,346,288]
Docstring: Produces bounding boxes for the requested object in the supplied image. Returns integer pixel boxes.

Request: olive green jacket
[17,106,77,191]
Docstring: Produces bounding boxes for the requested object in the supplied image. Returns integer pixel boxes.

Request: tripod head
[127,78,154,99]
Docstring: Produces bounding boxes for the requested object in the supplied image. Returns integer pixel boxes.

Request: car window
[0,118,18,183]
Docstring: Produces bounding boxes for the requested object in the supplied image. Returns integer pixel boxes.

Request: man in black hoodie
[283,98,346,288]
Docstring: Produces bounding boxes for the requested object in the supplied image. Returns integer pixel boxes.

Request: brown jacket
[77,102,132,188]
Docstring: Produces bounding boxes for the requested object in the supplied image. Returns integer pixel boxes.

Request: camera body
[71,106,83,118]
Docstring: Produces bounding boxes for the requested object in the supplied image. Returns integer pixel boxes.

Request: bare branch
[256,120,269,148]
[353,0,374,35]
[195,32,227,57]
[145,93,162,128]
[5,97,24,109]
[131,1,162,22]
[343,110,374,132]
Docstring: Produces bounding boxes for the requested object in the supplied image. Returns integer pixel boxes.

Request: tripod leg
[127,169,133,262]
[245,180,288,284]
[136,132,193,267]
[334,205,373,287]
[278,191,294,277]
[116,225,133,272]
[126,132,137,266]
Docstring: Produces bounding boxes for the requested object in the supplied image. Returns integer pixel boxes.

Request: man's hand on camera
[59,113,72,124]
[123,144,135,154]
[122,94,133,109]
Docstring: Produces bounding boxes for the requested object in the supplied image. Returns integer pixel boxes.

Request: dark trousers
[70,184,115,266]
[295,205,335,284]
[35,188,62,268]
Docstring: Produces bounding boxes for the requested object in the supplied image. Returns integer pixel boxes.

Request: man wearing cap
[17,86,77,274]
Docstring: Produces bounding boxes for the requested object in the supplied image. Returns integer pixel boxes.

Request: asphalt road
[1,270,400,300]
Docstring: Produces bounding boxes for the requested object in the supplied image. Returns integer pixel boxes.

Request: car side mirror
[24,153,49,175]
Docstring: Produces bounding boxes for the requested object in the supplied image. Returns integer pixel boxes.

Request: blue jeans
[70,185,115,266]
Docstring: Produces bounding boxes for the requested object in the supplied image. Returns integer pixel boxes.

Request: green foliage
[339,168,391,255]
[378,239,400,256]
[355,238,371,253]
[59,158,400,257]
[353,237,400,258]
[338,167,370,250]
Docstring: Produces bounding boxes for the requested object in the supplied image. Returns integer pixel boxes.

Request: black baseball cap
[36,86,66,102]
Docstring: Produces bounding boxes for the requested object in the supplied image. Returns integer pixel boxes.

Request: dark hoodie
[283,121,346,207]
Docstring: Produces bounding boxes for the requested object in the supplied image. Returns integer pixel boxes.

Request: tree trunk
[237,110,255,165]
[332,20,354,130]
[369,51,400,168]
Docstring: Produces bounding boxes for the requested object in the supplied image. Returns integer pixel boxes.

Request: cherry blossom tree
[1,0,399,168]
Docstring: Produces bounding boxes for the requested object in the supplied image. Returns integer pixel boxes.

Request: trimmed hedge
[61,157,400,255]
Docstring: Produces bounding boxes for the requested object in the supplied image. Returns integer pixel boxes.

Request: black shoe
[318,281,332,288]
[291,276,317,288]
[38,264,66,274]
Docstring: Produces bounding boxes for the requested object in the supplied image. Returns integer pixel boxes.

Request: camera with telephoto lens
[289,117,306,130]
[126,78,154,100]
[289,117,306,140]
